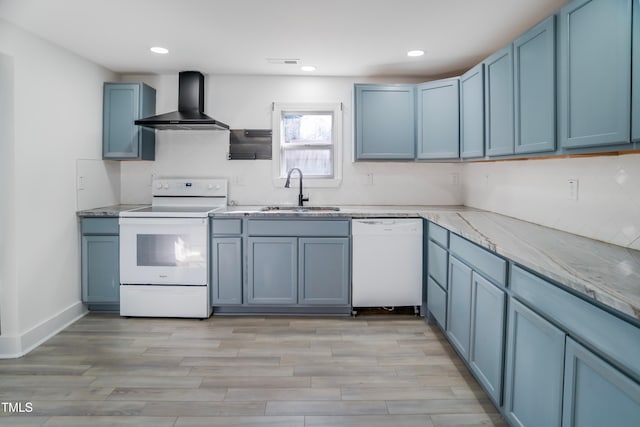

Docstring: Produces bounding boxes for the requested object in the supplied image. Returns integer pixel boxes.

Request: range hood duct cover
[135,71,229,131]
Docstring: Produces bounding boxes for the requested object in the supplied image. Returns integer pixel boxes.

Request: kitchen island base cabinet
[504,299,565,427]
[80,217,119,311]
[562,338,640,427]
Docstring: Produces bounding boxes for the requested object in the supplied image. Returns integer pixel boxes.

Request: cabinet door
[354,84,416,160]
[446,256,473,360]
[103,83,141,159]
[81,235,119,303]
[460,64,485,158]
[513,16,556,154]
[427,277,447,329]
[504,299,565,427]
[633,0,640,142]
[559,0,632,148]
[484,45,514,156]
[247,237,297,305]
[469,273,506,405]
[427,240,448,288]
[211,237,242,305]
[298,238,349,305]
[416,79,460,159]
[562,338,640,427]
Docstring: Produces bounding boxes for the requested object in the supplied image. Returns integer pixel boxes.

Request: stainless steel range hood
[135,71,229,131]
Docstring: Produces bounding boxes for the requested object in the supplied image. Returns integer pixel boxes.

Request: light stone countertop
[78,204,640,322]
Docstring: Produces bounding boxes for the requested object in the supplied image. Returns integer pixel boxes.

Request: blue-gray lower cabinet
[298,238,349,305]
[446,256,473,360]
[416,78,460,160]
[247,237,298,305]
[354,84,416,160]
[504,298,565,427]
[427,277,447,328]
[80,217,119,309]
[513,15,556,154]
[103,82,156,160]
[460,64,485,159]
[484,45,514,157]
[468,272,505,405]
[558,0,632,149]
[633,0,640,142]
[211,237,242,305]
[562,338,640,427]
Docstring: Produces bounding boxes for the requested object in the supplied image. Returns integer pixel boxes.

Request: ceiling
[0,0,568,78]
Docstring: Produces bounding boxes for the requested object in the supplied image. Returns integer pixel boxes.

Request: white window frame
[272,102,343,188]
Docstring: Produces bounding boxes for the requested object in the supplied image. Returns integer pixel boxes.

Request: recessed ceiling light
[150,46,169,54]
[301,65,317,72]
[407,50,425,57]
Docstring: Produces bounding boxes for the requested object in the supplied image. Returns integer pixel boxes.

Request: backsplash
[462,153,640,250]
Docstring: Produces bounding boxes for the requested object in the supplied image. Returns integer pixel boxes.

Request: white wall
[120,74,463,206]
[462,154,640,250]
[0,19,118,356]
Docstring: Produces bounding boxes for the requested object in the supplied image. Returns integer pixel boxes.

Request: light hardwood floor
[0,313,506,426]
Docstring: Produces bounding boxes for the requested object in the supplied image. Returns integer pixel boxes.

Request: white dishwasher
[351,218,423,311]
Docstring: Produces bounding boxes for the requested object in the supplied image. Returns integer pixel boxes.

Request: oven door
[119,217,208,285]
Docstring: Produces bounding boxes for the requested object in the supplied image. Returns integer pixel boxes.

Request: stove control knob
[155,182,163,189]
[207,184,213,190]
[163,183,169,189]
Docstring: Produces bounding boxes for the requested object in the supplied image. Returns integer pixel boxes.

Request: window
[272,102,342,187]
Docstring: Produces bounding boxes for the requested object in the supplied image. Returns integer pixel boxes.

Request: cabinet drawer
[449,234,506,286]
[81,217,119,234]
[511,265,640,381]
[427,240,448,289]
[248,219,349,237]
[428,222,448,247]
[211,219,242,235]
[427,277,447,328]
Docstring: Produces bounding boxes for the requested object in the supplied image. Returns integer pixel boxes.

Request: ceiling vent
[267,58,300,65]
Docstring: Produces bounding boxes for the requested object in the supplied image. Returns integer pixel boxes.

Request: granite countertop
[77,204,640,322]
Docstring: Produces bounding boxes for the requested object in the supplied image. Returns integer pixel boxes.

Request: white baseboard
[0,301,88,359]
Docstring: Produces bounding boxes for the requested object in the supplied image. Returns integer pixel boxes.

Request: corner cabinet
[513,15,556,154]
[103,82,156,160]
[416,79,460,160]
[460,64,485,159]
[558,0,632,149]
[354,84,416,160]
[484,45,515,157]
[80,217,120,311]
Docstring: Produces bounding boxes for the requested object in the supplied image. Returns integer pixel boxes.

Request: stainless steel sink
[260,206,340,212]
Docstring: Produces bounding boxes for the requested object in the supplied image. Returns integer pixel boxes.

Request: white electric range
[119,178,227,318]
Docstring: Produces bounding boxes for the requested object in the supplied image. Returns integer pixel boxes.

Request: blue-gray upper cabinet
[513,16,556,154]
[354,84,416,160]
[484,45,514,157]
[460,64,485,159]
[80,218,119,307]
[103,83,156,160]
[247,237,298,305]
[558,0,632,149]
[633,0,640,142]
[416,79,460,160]
[298,238,350,305]
[504,299,565,427]
[562,338,640,427]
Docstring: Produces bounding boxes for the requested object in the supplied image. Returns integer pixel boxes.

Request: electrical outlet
[568,178,579,201]
[451,173,460,186]
[77,175,85,190]
[363,173,374,185]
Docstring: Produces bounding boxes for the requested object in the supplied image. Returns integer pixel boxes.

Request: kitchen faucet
[284,168,309,207]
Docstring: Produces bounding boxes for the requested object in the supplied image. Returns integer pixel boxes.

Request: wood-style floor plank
[0,313,506,426]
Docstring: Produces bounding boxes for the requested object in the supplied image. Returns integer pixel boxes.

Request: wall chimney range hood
[135,71,229,131]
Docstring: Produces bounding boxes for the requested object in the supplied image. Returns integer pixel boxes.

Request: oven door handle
[118,217,207,226]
